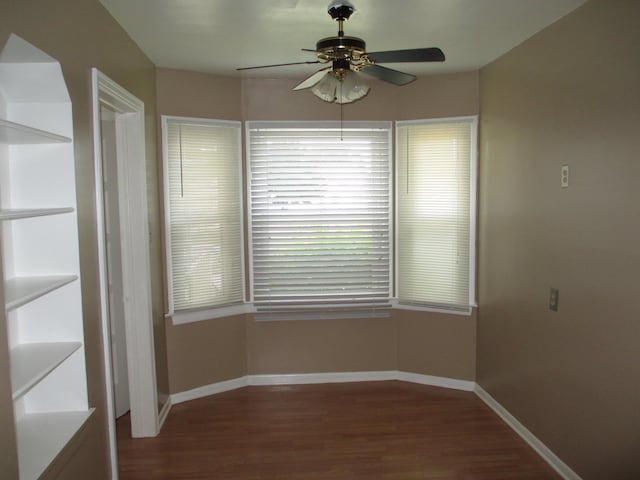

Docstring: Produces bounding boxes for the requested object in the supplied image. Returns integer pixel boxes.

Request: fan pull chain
[179,124,184,197]
[406,130,410,194]
[340,80,344,141]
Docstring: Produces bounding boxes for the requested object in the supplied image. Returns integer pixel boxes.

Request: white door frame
[91,68,159,476]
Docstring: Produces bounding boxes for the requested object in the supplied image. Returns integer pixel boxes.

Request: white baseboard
[474,384,582,480]
[171,376,249,404]
[172,370,475,404]
[396,371,475,391]
[157,396,172,429]
[248,370,397,386]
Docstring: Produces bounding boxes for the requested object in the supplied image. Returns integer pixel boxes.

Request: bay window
[161,116,476,323]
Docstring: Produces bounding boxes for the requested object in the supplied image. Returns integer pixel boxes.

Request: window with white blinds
[247,122,392,314]
[396,117,477,312]
[162,116,244,314]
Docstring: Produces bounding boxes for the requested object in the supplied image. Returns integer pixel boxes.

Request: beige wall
[241,72,479,121]
[157,67,479,392]
[247,316,397,375]
[478,0,640,478]
[0,0,168,478]
[156,68,246,392]
[396,309,477,381]
[156,67,243,122]
[166,315,247,392]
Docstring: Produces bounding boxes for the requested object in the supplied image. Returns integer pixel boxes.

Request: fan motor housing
[316,35,366,61]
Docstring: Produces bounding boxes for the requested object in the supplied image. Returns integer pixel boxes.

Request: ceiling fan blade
[293,68,331,90]
[360,64,416,86]
[237,60,321,71]
[366,47,445,63]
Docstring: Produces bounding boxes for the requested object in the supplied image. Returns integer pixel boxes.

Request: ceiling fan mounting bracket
[327,1,355,22]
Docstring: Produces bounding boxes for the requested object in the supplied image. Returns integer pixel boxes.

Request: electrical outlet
[549,288,559,312]
[561,165,569,188]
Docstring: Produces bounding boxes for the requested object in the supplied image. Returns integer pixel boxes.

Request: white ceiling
[99,0,586,79]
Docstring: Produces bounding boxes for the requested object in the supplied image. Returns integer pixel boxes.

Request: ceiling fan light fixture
[238,2,445,105]
[311,72,338,102]
[336,70,369,104]
[311,70,369,104]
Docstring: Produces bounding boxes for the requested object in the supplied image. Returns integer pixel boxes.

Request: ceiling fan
[237,1,445,104]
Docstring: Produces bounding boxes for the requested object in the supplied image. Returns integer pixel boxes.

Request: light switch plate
[549,288,559,311]
[561,165,569,188]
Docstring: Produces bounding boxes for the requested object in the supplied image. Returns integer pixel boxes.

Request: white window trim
[394,115,478,316]
[161,115,246,323]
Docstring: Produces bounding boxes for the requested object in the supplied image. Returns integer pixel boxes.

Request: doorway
[99,105,130,419]
[91,69,159,478]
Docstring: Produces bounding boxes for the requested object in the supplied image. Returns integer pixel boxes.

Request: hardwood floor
[116,381,561,479]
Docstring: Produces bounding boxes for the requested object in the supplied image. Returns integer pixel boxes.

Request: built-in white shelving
[0,119,72,144]
[16,410,94,480]
[0,208,74,221]
[4,275,78,311]
[0,34,93,480]
[10,342,82,399]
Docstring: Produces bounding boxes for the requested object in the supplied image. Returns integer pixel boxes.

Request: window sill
[168,303,255,325]
[392,299,474,316]
[253,308,391,322]
[167,300,475,325]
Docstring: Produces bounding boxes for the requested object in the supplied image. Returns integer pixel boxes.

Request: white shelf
[4,275,78,311]
[0,118,71,144]
[16,409,94,480]
[10,342,82,400]
[0,207,74,221]
[1,34,89,480]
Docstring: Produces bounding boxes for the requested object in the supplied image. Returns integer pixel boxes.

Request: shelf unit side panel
[5,101,72,139]
[8,143,76,208]
[10,214,81,275]
[14,281,84,344]
[0,220,16,280]
[0,91,11,281]
[0,62,70,105]
[0,142,8,206]
[10,341,82,401]
[0,84,6,110]
[20,349,89,414]
[6,309,18,350]
[15,409,94,480]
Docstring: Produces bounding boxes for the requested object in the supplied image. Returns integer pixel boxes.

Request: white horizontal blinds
[396,119,474,310]
[248,123,391,311]
[165,119,243,311]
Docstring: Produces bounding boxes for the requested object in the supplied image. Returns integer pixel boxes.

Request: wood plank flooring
[116,381,561,479]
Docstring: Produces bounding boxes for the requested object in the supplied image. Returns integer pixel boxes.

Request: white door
[100,105,130,419]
